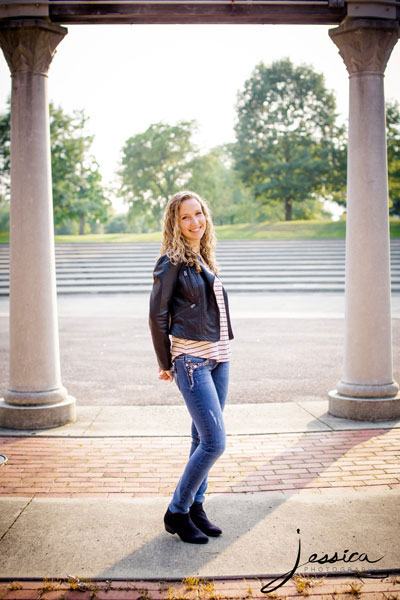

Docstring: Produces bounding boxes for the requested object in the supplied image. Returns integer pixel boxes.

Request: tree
[50,104,111,233]
[118,121,196,231]
[0,98,10,207]
[187,146,257,225]
[0,100,111,234]
[105,213,130,234]
[387,100,400,217]
[234,58,345,221]
[320,99,400,215]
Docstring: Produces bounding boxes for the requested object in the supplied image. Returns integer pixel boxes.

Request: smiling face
[178,197,206,252]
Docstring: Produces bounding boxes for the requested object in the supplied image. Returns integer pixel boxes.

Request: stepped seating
[0,239,399,294]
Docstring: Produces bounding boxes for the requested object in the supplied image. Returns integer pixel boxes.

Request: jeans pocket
[171,361,178,384]
[184,356,210,390]
[185,355,210,365]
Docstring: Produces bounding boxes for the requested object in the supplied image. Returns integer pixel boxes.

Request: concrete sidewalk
[0,400,399,437]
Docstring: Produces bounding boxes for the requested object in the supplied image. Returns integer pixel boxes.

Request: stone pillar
[328,18,400,420]
[0,19,76,429]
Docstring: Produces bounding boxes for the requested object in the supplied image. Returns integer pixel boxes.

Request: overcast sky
[1,23,399,213]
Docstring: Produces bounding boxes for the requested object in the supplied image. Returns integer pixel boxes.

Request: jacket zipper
[183,269,195,296]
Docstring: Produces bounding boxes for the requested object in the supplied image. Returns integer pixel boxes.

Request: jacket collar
[198,255,215,290]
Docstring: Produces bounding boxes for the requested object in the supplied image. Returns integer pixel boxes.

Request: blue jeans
[169,354,230,514]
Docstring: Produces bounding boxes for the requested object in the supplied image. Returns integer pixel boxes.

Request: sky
[1,23,400,213]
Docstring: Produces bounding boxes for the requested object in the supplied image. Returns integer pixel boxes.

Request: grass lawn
[0,218,399,243]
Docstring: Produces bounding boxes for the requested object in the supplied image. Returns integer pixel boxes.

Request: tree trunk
[285,199,292,221]
[79,214,85,235]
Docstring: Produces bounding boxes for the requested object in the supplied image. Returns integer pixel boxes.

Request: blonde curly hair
[160,190,218,274]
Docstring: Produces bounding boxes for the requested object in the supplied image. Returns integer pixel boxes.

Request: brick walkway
[1,428,400,598]
[1,574,400,599]
[1,428,399,497]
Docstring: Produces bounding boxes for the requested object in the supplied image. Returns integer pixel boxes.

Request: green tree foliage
[0,99,10,207]
[234,58,345,221]
[0,100,111,234]
[118,121,196,231]
[105,213,130,234]
[187,146,257,225]
[329,100,400,213]
[387,100,400,217]
[50,104,111,234]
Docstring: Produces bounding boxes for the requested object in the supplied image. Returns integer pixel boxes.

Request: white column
[0,19,76,429]
[329,18,400,420]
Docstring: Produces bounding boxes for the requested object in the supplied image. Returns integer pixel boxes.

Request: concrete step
[0,240,399,295]
[1,283,400,295]
[2,274,400,285]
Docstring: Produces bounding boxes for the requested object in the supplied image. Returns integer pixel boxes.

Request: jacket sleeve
[148,254,181,371]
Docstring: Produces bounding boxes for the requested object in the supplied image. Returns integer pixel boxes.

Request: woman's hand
[158,368,173,382]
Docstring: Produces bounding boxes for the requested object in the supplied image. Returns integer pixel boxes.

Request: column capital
[0,19,67,77]
[329,18,399,77]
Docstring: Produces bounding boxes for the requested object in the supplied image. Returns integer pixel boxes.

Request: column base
[0,395,77,430]
[336,379,399,398]
[3,386,69,406]
[328,390,400,421]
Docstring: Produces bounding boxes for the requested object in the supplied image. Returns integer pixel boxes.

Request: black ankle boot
[164,508,209,544]
[189,502,222,536]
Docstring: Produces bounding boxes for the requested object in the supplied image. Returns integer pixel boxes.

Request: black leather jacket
[149,253,234,371]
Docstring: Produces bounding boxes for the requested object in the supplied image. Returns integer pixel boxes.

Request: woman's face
[178,197,206,249]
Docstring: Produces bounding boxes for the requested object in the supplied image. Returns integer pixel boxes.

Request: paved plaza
[0,293,399,407]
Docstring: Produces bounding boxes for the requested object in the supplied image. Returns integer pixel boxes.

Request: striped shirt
[170,267,231,364]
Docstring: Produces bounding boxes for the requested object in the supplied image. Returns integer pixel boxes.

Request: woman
[149,190,234,545]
